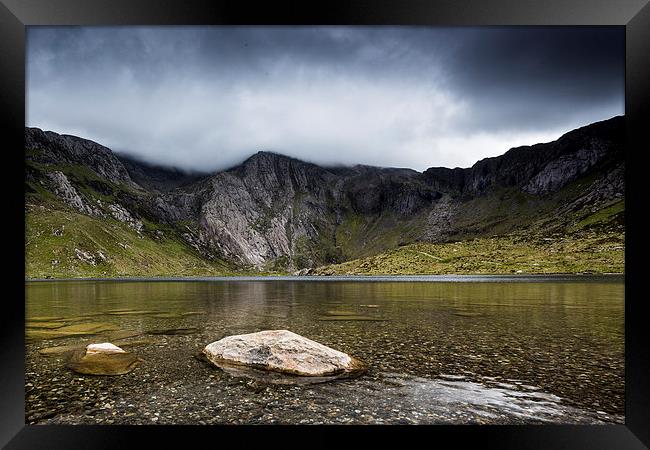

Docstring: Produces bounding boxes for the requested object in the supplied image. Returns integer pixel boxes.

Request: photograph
[23,24,627,427]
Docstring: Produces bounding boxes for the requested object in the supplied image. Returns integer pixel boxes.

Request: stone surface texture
[86,343,127,355]
[203,330,363,376]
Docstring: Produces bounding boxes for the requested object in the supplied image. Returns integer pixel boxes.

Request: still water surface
[25,276,624,424]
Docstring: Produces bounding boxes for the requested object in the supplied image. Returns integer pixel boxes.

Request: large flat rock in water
[203,330,365,377]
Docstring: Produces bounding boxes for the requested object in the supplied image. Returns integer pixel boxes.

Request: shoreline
[25,273,624,283]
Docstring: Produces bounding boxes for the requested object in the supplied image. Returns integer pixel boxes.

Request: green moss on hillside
[312,229,624,276]
[571,200,624,231]
[334,211,428,260]
[25,204,236,278]
[313,199,625,276]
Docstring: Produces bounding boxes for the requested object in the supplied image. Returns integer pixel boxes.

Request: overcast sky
[26,26,624,172]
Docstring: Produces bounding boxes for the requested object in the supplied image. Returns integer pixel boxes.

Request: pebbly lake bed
[25,275,624,425]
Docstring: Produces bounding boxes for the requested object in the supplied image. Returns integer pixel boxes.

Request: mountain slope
[24,116,625,277]
[311,200,625,275]
[117,154,209,193]
[26,204,235,278]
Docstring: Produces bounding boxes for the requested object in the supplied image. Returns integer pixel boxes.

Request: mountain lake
[25,275,624,425]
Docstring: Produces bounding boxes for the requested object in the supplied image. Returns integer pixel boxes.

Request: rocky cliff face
[25,116,625,271]
[45,171,103,217]
[422,117,623,196]
[194,153,338,267]
[26,128,137,187]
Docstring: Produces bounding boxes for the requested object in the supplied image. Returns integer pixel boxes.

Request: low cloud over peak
[27,26,623,172]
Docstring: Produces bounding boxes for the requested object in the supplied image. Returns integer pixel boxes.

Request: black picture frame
[2,0,648,448]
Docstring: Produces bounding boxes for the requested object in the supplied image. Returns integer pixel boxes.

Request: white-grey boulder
[203,330,365,377]
[86,342,126,355]
[67,342,141,375]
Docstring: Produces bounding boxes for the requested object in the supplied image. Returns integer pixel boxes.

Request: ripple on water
[26,322,121,341]
[367,373,624,424]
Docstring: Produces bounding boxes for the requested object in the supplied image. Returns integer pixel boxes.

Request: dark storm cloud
[441,27,624,132]
[26,26,623,171]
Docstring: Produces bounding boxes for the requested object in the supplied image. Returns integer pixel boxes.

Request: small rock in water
[203,330,366,377]
[66,342,141,375]
[86,342,127,355]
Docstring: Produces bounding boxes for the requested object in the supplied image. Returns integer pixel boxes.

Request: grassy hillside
[312,200,625,276]
[25,203,237,279]
[333,210,430,260]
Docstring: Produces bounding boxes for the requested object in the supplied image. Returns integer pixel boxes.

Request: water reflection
[25,278,624,423]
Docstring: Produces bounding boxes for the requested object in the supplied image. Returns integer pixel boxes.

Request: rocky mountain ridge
[25,116,624,273]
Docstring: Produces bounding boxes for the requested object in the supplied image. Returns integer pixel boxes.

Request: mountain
[24,116,624,277]
[116,154,209,193]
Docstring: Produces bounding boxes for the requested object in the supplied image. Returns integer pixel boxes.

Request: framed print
[1,0,649,448]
